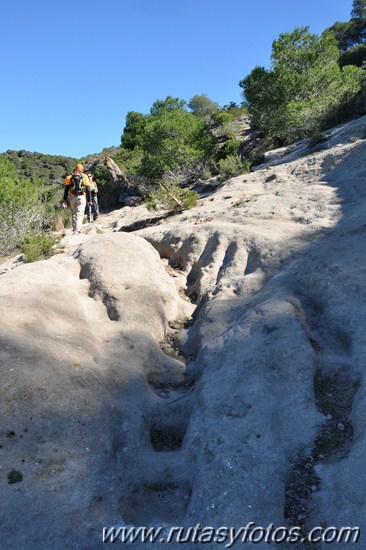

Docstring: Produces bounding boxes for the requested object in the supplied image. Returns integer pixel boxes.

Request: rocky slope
[1,115,366,549]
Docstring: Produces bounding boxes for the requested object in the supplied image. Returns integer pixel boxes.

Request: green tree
[351,0,366,45]
[150,96,186,116]
[121,111,148,151]
[240,27,364,143]
[327,21,356,52]
[240,65,285,139]
[327,1,366,55]
[188,94,220,118]
[352,0,366,21]
[139,99,214,180]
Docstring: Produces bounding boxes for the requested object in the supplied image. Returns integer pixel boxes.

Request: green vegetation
[143,105,213,179]
[145,175,199,212]
[101,94,249,212]
[0,157,59,260]
[7,469,23,484]
[1,150,77,185]
[240,26,364,145]
[327,0,366,55]
[187,94,220,119]
[20,234,56,263]
[1,0,366,252]
[119,96,217,185]
[218,155,251,182]
[110,0,366,194]
[326,1,366,69]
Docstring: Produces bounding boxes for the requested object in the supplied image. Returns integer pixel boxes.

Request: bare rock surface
[2,116,366,549]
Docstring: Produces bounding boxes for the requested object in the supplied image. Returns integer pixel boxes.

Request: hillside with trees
[0,0,366,260]
[3,3,366,546]
[98,1,366,203]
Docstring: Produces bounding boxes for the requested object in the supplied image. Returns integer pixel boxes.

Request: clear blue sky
[0,0,353,159]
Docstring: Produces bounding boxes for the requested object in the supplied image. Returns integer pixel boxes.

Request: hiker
[86,173,99,222]
[62,163,91,235]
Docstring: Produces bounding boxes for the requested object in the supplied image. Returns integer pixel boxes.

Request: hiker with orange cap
[62,163,91,235]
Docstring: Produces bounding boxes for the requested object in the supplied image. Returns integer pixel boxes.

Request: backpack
[70,171,85,195]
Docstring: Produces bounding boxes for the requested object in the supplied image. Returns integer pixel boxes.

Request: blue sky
[0,0,353,158]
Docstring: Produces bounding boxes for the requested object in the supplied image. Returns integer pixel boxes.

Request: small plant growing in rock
[145,177,198,212]
[7,469,23,484]
[218,155,251,182]
[250,152,266,167]
[20,234,56,263]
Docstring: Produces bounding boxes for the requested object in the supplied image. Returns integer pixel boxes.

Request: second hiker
[86,173,99,222]
[62,163,91,235]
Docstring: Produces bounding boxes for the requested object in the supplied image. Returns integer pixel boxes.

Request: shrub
[216,139,242,160]
[218,155,251,182]
[112,147,144,175]
[212,111,235,126]
[215,120,243,140]
[0,157,58,257]
[250,153,266,166]
[92,164,116,209]
[201,166,213,180]
[7,470,23,484]
[20,234,56,263]
[145,177,198,212]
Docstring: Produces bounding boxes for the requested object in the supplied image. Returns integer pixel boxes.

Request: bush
[215,120,242,140]
[218,155,251,182]
[216,139,242,160]
[20,234,56,263]
[201,166,213,180]
[212,111,235,126]
[92,164,115,209]
[0,196,49,257]
[7,470,23,484]
[249,153,266,167]
[145,178,198,212]
[0,157,58,257]
[112,147,144,175]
